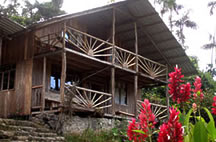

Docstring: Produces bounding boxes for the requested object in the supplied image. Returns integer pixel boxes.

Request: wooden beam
[165,65,169,117]
[116,21,163,36]
[34,49,63,59]
[24,34,28,60]
[134,75,138,117]
[134,22,138,117]
[0,38,2,65]
[111,8,116,115]
[41,57,46,111]
[111,67,115,115]
[60,22,67,105]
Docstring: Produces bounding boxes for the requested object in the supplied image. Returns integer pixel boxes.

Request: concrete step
[0,118,65,142]
[0,118,40,128]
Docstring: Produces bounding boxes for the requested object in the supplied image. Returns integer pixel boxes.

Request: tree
[152,0,197,49]
[202,33,216,75]
[0,0,66,26]
[173,11,197,48]
[208,1,216,15]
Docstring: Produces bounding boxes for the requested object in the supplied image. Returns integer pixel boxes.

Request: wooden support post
[165,65,170,117]
[41,57,46,111]
[134,22,138,117]
[111,8,116,115]
[60,22,67,106]
[0,37,2,65]
[134,75,138,117]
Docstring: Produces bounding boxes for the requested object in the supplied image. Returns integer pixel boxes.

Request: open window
[115,82,127,105]
[0,64,16,91]
[50,65,61,92]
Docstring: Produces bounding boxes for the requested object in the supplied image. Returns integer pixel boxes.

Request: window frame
[0,64,16,91]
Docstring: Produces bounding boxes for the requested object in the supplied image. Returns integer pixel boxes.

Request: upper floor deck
[34,25,168,83]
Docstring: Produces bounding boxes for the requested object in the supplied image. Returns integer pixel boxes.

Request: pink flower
[192,103,197,113]
[127,99,156,142]
[193,76,204,101]
[212,96,216,115]
[158,107,184,142]
[168,67,191,104]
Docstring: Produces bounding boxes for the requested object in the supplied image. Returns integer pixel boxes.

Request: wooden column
[134,22,138,117]
[60,22,67,106]
[111,8,116,115]
[0,37,2,65]
[41,57,46,111]
[165,65,170,117]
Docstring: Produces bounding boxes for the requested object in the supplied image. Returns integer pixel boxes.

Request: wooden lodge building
[0,0,196,119]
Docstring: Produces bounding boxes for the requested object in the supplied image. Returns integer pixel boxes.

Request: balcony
[34,26,167,82]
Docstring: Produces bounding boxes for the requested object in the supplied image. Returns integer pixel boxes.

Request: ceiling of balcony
[30,0,197,76]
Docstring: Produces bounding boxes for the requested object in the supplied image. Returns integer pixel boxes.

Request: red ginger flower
[212,96,216,115]
[127,99,156,142]
[168,67,191,104]
[158,107,184,142]
[193,76,204,101]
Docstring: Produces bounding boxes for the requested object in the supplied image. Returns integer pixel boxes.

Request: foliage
[65,119,129,142]
[142,86,167,105]
[0,0,66,26]
[65,129,121,142]
[128,68,216,142]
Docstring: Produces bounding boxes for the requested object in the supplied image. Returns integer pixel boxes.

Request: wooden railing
[115,46,136,70]
[34,31,63,54]
[138,55,167,80]
[66,26,113,61]
[34,26,168,80]
[137,100,168,120]
[31,85,43,108]
[65,84,112,111]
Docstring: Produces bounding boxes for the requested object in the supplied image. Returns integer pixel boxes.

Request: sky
[6,0,216,71]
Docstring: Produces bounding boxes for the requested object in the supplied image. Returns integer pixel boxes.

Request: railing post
[41,56,46,111]
[165,64,170,117]
[111,8,116,115]
[60,22,67,107]
[134,22,138,117]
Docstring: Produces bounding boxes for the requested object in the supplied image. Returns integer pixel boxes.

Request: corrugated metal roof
[0,16,25,37]
[29,0,197,75]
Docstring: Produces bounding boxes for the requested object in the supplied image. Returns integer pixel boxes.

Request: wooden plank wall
[0,32,34,118]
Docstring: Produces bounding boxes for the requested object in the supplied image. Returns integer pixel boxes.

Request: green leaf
[132,130,145,135]
[193,121,208,142]
[184,108,193,133]
[203,107,215,125]
[202,107,216,140]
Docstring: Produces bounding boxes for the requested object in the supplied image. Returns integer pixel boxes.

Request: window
[115,82,127,105]
[50,75,60,91]
[0,64,16,91]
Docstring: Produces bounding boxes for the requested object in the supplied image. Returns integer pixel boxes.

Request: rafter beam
[116,21,163,36]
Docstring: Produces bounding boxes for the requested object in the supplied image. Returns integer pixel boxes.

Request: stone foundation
[31,113,117,134]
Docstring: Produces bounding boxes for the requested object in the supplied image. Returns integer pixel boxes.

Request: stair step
[15,130,57,137]
[0,118,65,142]
[0,118,38,127]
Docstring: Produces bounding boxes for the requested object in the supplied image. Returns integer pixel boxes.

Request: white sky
[7,0,216,71]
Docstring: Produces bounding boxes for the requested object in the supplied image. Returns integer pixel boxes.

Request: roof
[0,16,25,37]
[30,0,197,75]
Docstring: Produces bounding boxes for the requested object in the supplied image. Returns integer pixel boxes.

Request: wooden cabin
[0,0,196,118]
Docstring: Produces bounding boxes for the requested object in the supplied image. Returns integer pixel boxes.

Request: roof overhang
[28,0,197,75]
[0,16,25,37]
